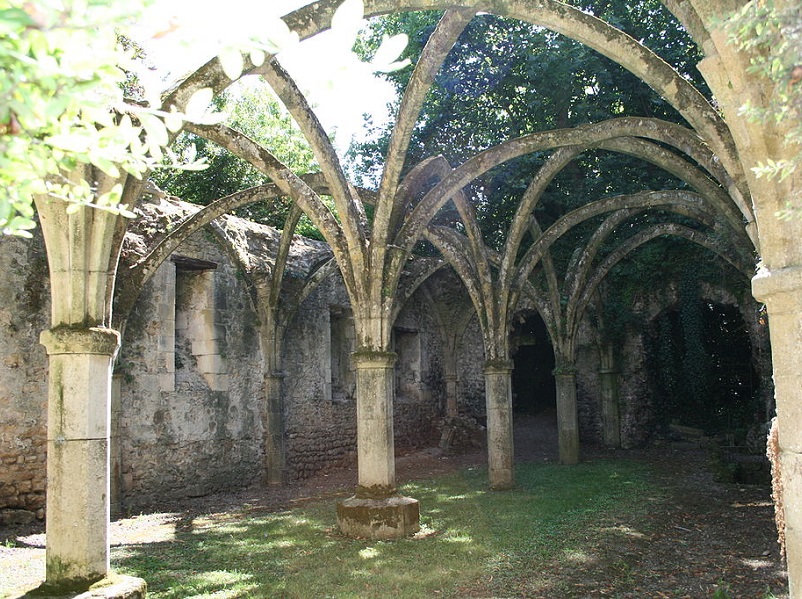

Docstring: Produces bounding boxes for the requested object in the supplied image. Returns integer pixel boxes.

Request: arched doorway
[511,311,556,415]
[511,311,558,461]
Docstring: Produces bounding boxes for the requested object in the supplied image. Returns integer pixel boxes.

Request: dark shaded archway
[511,311,556,416]
[645,301,760,438]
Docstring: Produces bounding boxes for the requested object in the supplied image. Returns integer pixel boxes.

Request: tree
[151,79,328,236]
[350,2,703,251]
[0,0,302,237]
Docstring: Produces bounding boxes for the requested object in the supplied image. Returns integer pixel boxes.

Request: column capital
[753,266,802,313]
[352,349,397,368]
[554,365,578,377]
[40,326,120,356]
[484,359,513,374]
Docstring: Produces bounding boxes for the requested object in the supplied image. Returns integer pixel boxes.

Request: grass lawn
[113,459,656,598]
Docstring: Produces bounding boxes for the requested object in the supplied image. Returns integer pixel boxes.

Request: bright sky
[137,0,397,155]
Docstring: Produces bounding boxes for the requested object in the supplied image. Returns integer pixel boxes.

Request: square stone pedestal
[336,496,420,539]
[19,575,146,599]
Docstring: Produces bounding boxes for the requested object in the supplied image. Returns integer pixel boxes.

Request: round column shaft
[484,360,515,490]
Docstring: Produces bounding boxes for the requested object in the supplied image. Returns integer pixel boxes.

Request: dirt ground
[0,412,788,598]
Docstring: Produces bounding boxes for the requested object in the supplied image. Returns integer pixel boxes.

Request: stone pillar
[753,266,802,596]
[39,326,120,588]
[110,374,123,518]
[555,369,580,465]
[484,360,514,490]
[353,351,397,492]
[445,372,459,417]
[263,371,286,485]
[337,350,419,539]
[599,367,621,448]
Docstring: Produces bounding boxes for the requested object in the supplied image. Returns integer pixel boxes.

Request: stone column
[353,351,397,492]
[263,371,286,485]
[555,368,580,465]
[753,266,802,596]
[599,367,621,448]
[39,325,120,588]
[484,360,514,490]
[110,374,123,518]
[445,372,459,417]
[337,350,419,539]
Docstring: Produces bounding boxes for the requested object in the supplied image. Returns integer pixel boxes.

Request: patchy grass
[113,459,655,598]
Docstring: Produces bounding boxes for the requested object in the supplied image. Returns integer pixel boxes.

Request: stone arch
[30,1,802,592]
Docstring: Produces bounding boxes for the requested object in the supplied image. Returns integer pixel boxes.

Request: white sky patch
[135,0,397,156]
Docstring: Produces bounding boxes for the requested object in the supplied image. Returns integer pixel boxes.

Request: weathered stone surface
[336,495,420,540]
[22,574,147,599]
[0,232,49,517]
[1,508,36,525]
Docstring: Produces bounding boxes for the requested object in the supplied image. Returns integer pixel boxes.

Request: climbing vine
[643,267,759,436]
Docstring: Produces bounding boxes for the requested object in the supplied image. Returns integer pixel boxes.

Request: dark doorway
[511,312,556,415]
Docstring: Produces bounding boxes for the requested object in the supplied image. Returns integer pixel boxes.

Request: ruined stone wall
[456,314,486,419]
[393,289,446,448]
[283,275,357,480]
[575,318,604,445]
[578,282,773,449]
[0,233,50,523]
[116,230,264,511]
[282,271,452,480]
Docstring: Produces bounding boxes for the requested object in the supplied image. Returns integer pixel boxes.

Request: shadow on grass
[113,460,655,599]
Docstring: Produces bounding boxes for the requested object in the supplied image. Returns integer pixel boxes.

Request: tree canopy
[349,2,707,252]
[150,79,328,237]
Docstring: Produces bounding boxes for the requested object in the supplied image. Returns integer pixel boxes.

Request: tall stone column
[599,367,621,448]
[445,372,459,417]
[353,351,397,492]
[337,350,419,539]
[39,326,120,588]
[555,368,580,465]
[599,343,621,448]
[484,360,514,490]
[263,371,286,485]
[753,266,802,596]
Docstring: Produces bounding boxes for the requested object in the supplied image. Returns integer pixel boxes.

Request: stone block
[1,508,36,525]
[31,574,147,599]
[46,437,109,583]
[47,353,113,440]
[197,354,227,375]
[336,495,420,540]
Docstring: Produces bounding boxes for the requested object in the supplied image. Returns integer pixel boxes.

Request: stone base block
[19,574,146,599]
[336,495,420,540]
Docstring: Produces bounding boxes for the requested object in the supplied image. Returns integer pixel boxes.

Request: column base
[24,574,146,598]
[336,495,420,540]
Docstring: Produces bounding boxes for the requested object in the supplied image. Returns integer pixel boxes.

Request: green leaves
[727,1,802,214]
[0,0,244,236]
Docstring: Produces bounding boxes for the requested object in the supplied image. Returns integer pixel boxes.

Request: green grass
[113,460,655,598]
